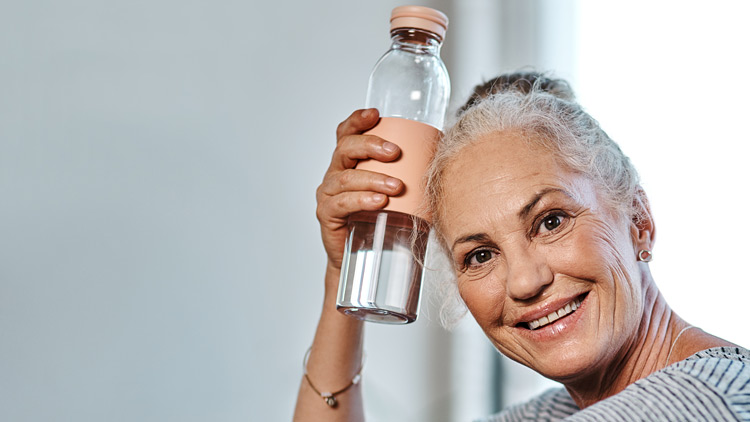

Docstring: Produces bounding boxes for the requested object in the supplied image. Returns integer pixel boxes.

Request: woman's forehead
[439,132,601,231]
[443,131,564,190]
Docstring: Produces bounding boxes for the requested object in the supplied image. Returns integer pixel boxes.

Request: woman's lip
[513,292,590,341]
[514,292,589,327]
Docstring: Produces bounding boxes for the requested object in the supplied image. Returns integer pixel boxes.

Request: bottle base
[337,304,415,324]
[336,210,428,325]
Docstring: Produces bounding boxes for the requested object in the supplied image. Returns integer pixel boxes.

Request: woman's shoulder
[549,346,750,421]
[664,346,750,395]
[618,346,750,420]
[475,387,578,422]
[476,347,750,422]
[683,345,750,364]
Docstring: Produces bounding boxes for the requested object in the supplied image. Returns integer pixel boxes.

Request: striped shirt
[479,347,750,421]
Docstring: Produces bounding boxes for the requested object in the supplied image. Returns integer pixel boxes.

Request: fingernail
[385,177,401,190]
[371,193,386,203]
[382,142,398,153]
[362,109,373,119]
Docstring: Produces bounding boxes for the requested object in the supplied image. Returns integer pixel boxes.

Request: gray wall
[0,1,436,420]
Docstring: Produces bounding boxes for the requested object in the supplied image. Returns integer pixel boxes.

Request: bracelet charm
[322,393,336,407]
[302,347,365,409]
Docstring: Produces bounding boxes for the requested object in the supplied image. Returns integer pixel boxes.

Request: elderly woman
[294,72,750,421]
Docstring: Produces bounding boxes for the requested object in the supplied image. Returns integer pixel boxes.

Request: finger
[318,168,403,199]
[317,191,389,223]
[336,108,380,140]
[331,134,401,171]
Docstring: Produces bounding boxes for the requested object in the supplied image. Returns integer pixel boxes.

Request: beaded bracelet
[303,347,365,408]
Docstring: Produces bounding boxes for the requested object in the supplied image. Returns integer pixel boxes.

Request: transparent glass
[337,211,430,324]
[336,27,450,324]
[365,28,450,130]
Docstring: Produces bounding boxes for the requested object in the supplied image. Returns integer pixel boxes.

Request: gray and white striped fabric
[479,347,750,421]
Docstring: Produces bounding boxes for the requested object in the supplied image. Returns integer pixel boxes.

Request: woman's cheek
[548,218,623,281]
[458,271,506,326]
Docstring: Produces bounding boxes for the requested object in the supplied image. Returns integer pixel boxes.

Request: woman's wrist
[323,261,344,305]
[319,259,364,335]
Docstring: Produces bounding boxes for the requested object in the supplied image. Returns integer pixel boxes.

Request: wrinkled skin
[439,130,655,398]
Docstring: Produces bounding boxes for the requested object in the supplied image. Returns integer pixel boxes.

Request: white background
[577,1,750,348]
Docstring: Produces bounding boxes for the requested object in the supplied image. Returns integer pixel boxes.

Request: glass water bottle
[336,5,450,324]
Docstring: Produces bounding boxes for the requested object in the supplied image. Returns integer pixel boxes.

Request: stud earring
[637,249,653,262]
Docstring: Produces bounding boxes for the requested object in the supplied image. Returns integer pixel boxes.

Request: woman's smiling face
[439,130,647,381]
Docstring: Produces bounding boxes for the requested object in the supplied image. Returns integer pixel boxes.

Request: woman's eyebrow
[518,188,571,220]
[451,189,576,253]
[451,233,492,253]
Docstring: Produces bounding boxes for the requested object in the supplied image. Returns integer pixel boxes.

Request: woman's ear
[631,186,656,251]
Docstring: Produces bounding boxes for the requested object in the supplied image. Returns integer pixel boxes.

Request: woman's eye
[466,250,495,267]
[538,213,567,235]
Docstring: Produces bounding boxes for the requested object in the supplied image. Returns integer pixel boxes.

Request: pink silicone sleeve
[356,117,440,222]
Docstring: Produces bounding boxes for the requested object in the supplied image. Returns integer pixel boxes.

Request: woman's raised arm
[293,109,403,422]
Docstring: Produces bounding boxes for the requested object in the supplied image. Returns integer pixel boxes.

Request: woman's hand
[316,108,403,280]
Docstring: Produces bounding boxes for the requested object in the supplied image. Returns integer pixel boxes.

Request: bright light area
[576,1,750,347]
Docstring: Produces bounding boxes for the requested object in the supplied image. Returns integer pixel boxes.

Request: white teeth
[526,297,583,330]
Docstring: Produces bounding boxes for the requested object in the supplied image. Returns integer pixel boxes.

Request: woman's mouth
[525,296,584,330]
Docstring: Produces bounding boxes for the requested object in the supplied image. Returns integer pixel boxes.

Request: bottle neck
[389,28,442,55]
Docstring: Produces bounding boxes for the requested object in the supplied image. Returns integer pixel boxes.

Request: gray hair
[422,73,642,328]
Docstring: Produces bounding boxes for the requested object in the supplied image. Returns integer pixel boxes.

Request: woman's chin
[494,334,606,382]
[533,349,603,382]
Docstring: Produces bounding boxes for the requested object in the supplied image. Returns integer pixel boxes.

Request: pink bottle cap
[390,5,448,41]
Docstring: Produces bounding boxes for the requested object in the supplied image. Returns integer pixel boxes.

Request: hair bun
[459,71,575,115]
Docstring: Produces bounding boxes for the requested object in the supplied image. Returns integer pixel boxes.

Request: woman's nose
[505,248,553,300]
